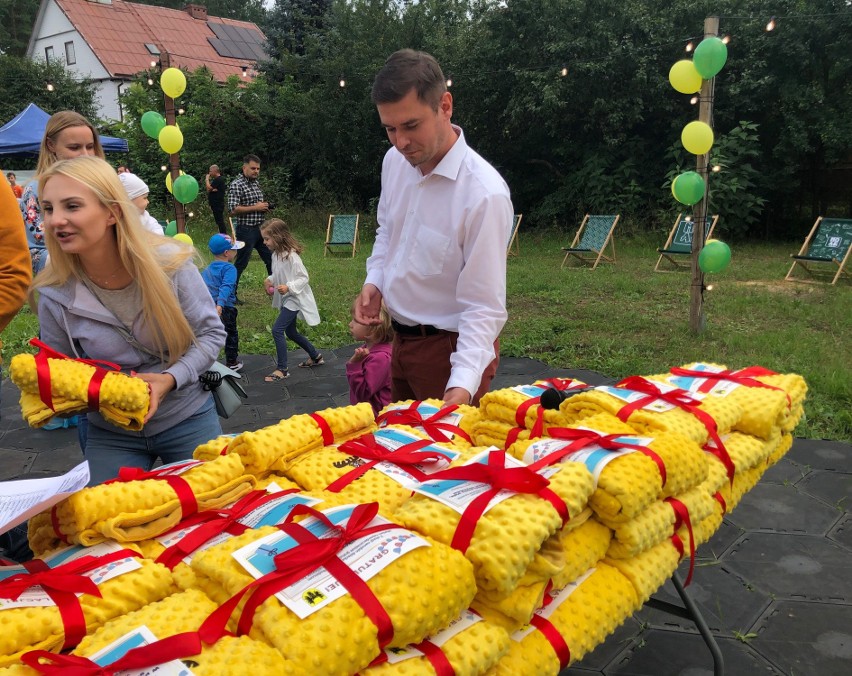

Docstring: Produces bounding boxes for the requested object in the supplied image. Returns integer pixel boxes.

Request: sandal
[298,354,324,368]
[264,369,289,382]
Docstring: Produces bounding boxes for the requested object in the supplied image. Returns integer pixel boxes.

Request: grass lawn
[3,213,849,442]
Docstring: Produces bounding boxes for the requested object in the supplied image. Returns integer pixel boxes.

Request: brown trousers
[391,331,499,406]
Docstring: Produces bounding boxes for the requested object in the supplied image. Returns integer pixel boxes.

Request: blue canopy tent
[0,103,128,155]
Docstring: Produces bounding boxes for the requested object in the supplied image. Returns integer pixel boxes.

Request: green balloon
[164,219,177,236]
[140,111,166,140]
[672,171,706,206]
[172,174,200,204]
[693,37,728,79]
[698,240,732,273]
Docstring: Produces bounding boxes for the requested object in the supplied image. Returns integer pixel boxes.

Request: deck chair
[785,217,852,285]
[561,214,620,270]
[654,213,719,272]
[507,214,522,256]
[324,214,360,257]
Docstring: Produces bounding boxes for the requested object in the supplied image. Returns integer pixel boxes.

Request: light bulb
[706,284,714,291]
[188,212,194,218]
[150,60,157,68]
[242,66,248,77]
[446,78,453,87]
[46,83,54,92]
[690,95,699,105]
[766,17,776,31]
[685,216,693,222]
[560,66,568,77]
[712,165,722,172]
[147,78,154,85]
[161,165,167,172]
[722,35,731,44]
[685,41,694,52]
[178,108,185,115]
[339,78,346,88]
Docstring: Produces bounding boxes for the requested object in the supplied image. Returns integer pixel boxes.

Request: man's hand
[254,201,269,212]
[137,372,177,423]
[349,346,370,364]
[443,387,472,406]
[354,284,383,325]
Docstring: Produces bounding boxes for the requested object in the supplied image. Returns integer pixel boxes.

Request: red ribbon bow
[104,464,199,520]
[199,502,396,648]
[30,338,122,414]
[528,427,668,487]
[669,365,791,409]
[155,489,300,569]
[425,450,567,553]
[613,376,736,485]
[515,378,588,439]
[377,401,472,444]
[21,631,202,675]
[0,549,140,650]
[325,434,447,492]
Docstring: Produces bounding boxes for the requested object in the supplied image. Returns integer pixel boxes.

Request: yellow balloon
[681,120,714,155]
[173,233,193,245]
[160,68,187,99]
[158,125,183,155]
[669,60,703,94]
[165,170,185,193]
[706,238,719,244]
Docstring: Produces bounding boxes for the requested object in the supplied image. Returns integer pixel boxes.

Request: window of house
[65,41,76,65]
[45,46,54,62]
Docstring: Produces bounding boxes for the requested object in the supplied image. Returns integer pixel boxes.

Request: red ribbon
[0,549,140,650]
[613,376,736,485]
[527,427,668,487]
[530,614,571,669]
[50,504,71,545]
[30,338,122,414]
[155,489,299,570]
[104,464,199,520]
[713,491,728,513]
[199,503,396,648]
[670,365,790,409]
[325,434,446,492]
[309,412,335,446]
[21,631,202,675]
[425,451,566,553]
[366,639,454,676]
[665,497,695,586]
[514,378,587,439]
[377,401,472,444]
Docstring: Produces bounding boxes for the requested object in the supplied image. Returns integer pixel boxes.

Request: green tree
[0,0,40,56]
[129,0,266,23]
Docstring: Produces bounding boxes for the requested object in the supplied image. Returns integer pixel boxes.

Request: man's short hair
[243,154,261,165]
[371,49,447,111]
[5,172,14,179]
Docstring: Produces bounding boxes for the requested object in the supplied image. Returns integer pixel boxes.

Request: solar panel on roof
[207,21,267,62]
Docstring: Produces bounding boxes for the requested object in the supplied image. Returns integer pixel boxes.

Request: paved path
[1,349,849,675]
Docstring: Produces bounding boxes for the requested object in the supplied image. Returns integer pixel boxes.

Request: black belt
[392,320,443,336]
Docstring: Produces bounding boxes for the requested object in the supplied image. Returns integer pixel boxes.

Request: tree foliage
[0,0,40,56]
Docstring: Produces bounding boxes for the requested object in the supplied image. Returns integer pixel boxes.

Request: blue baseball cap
[208,234,245,255]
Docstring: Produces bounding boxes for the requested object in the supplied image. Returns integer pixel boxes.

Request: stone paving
[1,348,849,676]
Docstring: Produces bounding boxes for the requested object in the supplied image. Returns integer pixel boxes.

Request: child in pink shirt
[346,301,394,416]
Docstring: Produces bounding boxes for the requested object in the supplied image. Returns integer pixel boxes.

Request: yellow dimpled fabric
[377,399,480,448]
[0,557,175,667]
[191,522,477,676]
[28,455,255,555]
[469,418,526,449]
[490,563,640,674]
[766,433,794,466]
[393,459,595,594]
[479,382,578,431]
[605,539,682,603]
[10,354,150,431]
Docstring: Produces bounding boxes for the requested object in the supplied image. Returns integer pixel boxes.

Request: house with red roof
[26,0,267,121]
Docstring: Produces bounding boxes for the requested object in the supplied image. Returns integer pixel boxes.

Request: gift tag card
[87,625,194,675]
[368,428,459,489]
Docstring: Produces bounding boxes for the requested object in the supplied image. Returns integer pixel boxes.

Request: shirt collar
[428,125,466,181]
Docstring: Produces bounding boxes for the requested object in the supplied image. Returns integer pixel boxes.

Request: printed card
[382,609,481,664]
[368,428,459,489]
[87,625,194,675]
[667,363,740,397]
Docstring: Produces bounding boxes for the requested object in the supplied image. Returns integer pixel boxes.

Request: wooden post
[689,15,720,334]
[159,52,186,234]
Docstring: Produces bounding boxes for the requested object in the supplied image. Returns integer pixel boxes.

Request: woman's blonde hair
[36,111,105,175]
[260,218,304,256]
[352,297,395,344]
[31,156,195,365]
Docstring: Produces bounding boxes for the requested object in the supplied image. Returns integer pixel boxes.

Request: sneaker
[225,361,244,372]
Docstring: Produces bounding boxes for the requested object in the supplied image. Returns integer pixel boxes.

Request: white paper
[0,461,90,535]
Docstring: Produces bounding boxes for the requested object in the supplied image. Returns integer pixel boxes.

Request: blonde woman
[21,111,105,276]
[32,156,225,485]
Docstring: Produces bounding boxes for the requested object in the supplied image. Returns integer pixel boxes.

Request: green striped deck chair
[324,214,360,257]
[654,213,719,272]
[785,217,852,285]
[561,214,620,270]
[507,214,522,257]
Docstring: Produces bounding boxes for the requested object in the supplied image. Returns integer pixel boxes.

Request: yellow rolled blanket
[190,505,477,676]
[478,379,586,431]
[194,403,376,476]
[9,352,149,431]
[469,418,527,449]
[28,454,255,556]
[377,399,480,448]
[605,537,682,603]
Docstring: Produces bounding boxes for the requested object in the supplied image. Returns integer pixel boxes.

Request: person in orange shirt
[5,172,23,199]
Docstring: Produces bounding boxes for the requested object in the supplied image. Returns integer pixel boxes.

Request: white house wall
[27,0,125,121]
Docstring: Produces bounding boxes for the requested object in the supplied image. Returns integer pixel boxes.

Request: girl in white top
[260,218,322,382]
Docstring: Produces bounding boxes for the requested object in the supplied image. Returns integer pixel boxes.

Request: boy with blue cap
[202,234,245,370]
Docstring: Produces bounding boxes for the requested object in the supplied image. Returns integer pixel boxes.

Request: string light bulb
[339,76,346,88]
[685,216,693,222]
[705,284,714,291]
[241,66,248,77]
[446,76,453,88]
[560,65,568,77]
[712,164,722,173]
[690,95,699,105]
[766,17,776,31]
[721,35,731,44]
[685,41,694,52]
[150,60,157,68]
[188,211,194,218]
[147,77,154,85]
[177,108,185,115]
[161,165,167,172]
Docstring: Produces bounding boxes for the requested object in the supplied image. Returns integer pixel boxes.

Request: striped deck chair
[785,217,852,285]
[655,213,719,272]
[324,214,360,257]
[561,214,620,270]
[507,214,523,257]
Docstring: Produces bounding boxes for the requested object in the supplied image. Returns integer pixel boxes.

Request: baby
[118,172,168,235]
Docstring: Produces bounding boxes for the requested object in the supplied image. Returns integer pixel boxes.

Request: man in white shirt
[355,49,513,406]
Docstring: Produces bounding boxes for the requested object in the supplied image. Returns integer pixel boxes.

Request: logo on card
[333,457,366,469]
[302,589,326,606]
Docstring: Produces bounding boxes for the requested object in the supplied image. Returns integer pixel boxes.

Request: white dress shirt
[365,126,513,396]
